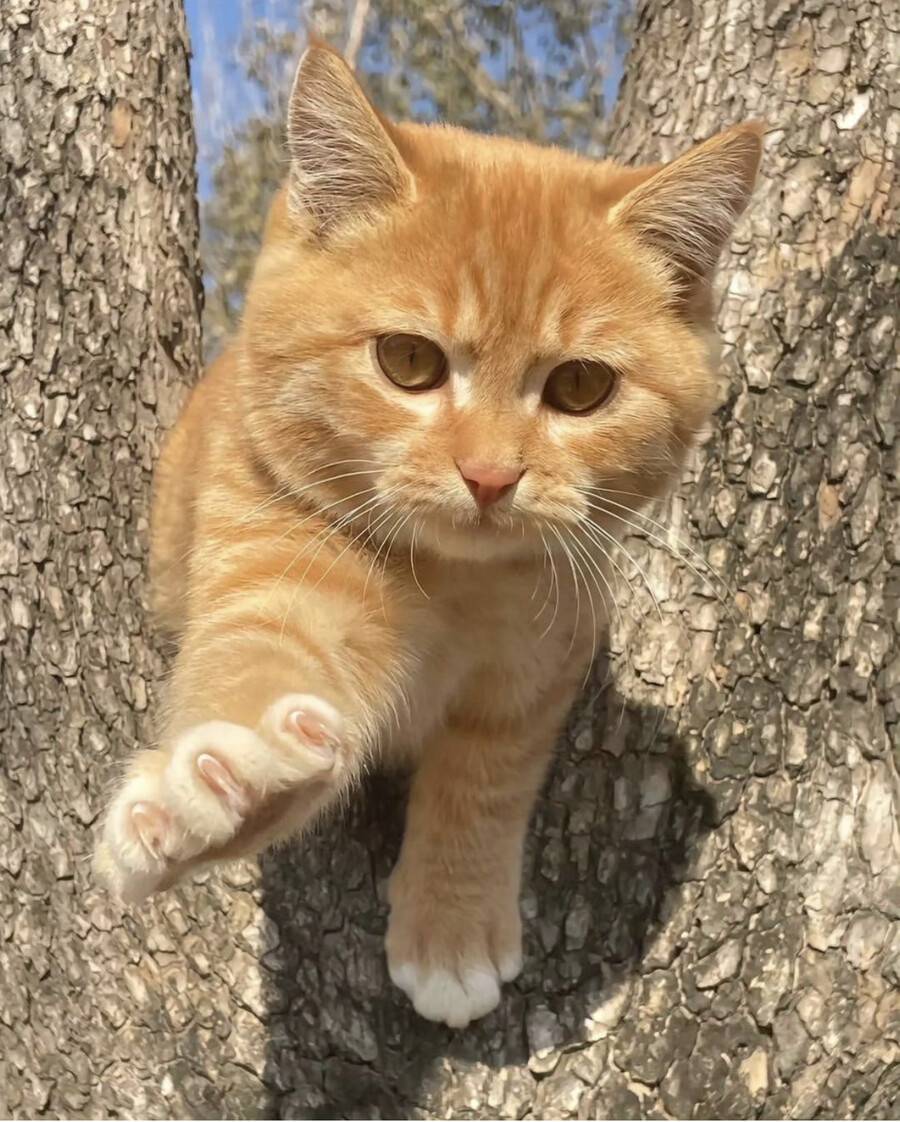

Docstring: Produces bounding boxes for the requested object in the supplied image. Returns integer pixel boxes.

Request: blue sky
[184,1,626,198]
[184,0,266,197]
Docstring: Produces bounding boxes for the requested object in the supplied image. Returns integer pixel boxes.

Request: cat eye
[542,360,617,415]
[376,333,448,392]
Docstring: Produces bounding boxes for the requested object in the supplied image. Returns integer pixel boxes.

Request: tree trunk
[3,0,897,1118]
[0,0,202,1115]
[592,1,900,1117]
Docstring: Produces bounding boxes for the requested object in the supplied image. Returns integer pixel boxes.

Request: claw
[130,802,169,861]
[283,708,339,765]
[100,706,344,904]
[196,752,251,816]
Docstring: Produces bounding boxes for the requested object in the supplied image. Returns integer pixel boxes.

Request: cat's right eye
[376,333,448,392]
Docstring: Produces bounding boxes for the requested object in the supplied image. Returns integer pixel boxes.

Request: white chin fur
[415,517,536,563]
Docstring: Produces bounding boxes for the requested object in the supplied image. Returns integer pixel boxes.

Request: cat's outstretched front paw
[96,694,344,902]
[385,872,523,1028]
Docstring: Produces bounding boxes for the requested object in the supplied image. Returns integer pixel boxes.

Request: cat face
[242,46,761,564]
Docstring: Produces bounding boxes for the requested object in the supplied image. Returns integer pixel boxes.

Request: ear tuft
[286,44,412,234]
[610,122,764,285]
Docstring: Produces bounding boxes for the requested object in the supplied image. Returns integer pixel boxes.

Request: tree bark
[2,0,898,1119]
[591,1,900,1116]
[0,0,202,1115]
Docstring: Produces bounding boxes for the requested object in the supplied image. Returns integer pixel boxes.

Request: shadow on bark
[258,657,716,1119]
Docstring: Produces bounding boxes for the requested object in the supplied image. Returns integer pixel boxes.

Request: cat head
[241,44,762,564]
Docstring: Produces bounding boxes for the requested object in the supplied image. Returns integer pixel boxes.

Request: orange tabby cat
[96,44,761,1027]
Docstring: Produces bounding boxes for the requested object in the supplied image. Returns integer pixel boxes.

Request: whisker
[375,508,415,617]
[174,468,386,575]
[584,490,734,605]
[363,499,410,603]
[381,509,414,584]
[562,529,601,689]
[409,518,429,601]
[585,496,734,613]
[530,542,547,605]
[234,464,383,532]
[276,483,413,641]
[540,504,624,634]
[575,512,664,629]
[543,531,562,639]
[273,491,392,639]
[533,528,559,634]
[236,459,383,526]
[566,521,618,635]
[314,493,404,599]
[267,485,385,604]
[547,523,581,658]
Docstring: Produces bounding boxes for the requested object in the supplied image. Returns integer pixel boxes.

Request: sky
[184,0,269,198]
[183,1,626,199]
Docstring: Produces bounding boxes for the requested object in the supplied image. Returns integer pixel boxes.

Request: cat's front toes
[388,960,504,1029]
[96,693,345,903]
[385,880,523,1028]
[257,692,344,766]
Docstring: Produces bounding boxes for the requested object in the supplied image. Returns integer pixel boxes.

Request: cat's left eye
[543,360,617,415]
[376,333,448,392]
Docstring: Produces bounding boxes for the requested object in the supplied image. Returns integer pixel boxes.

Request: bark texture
[0,0,202,1115]
[2,0,898,1119]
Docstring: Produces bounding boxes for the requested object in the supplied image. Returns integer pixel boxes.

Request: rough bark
[2,0,898,1119]
[0,0,202,1115]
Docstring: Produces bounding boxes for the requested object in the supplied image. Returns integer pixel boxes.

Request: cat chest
[386,588,576,755]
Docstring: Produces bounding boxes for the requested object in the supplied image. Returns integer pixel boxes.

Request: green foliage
[198,0,632,356]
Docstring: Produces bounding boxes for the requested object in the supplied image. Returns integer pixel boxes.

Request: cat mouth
[450,507,529,541]
[394,494,529,548]
[474,513,521,535]
[454,503,516,529]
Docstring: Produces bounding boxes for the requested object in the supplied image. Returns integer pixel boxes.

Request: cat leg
[96,569,398,902]
[385,691,575,1027]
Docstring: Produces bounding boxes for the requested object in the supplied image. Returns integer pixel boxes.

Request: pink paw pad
[196,752,251,816]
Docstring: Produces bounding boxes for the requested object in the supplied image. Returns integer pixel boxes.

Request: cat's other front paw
[96,693,344,903]
[385,872,523,1028]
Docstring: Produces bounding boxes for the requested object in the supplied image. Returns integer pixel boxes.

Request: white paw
[96,693,343,903]
[385,877,523,1027]
[388,960,507,1029]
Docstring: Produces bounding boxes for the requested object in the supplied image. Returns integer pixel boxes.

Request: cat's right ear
[286,44,414,235]
[608,123,763,289]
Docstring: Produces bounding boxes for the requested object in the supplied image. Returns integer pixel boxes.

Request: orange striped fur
[96,44,761,1026]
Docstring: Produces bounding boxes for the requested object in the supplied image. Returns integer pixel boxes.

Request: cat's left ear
[608,122,763,286]
[286,43,414,234]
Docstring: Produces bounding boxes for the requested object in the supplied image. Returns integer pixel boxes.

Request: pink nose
[456,460,524,507]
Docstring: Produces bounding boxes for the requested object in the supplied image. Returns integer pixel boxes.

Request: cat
[95,42,762,1028]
